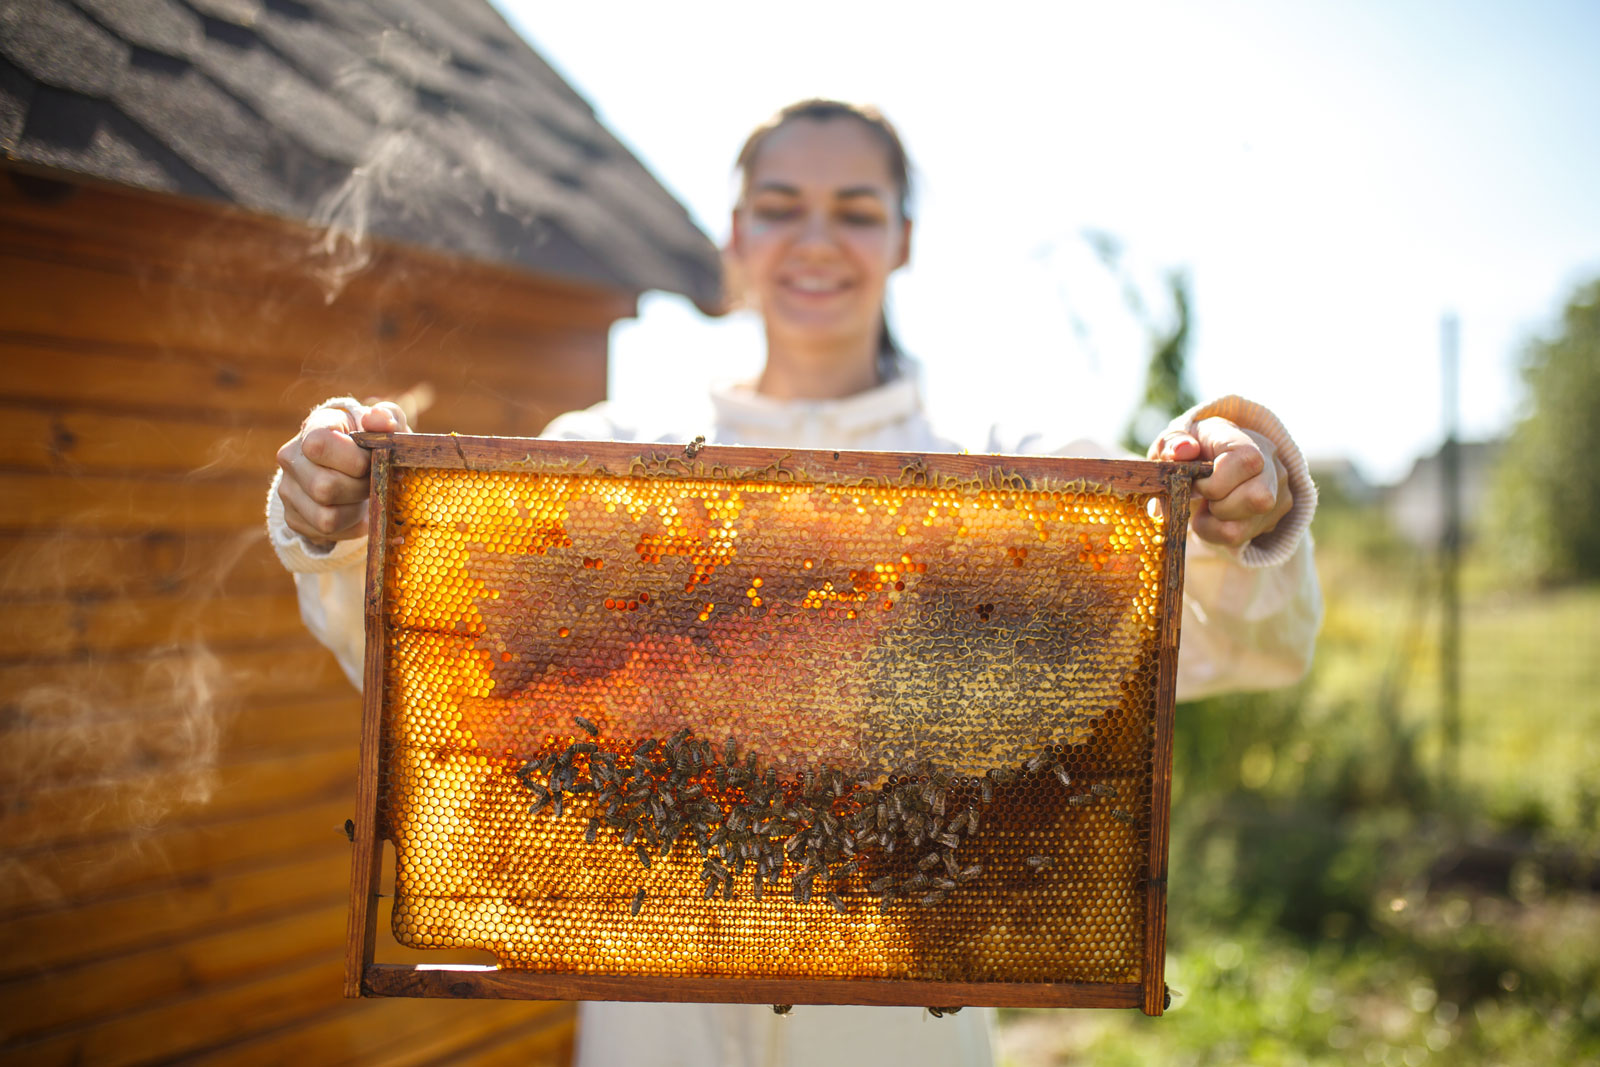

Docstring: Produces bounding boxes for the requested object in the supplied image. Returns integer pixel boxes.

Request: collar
[708,373,925,444]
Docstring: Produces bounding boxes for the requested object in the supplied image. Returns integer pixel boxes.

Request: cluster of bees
[516,717,1125,917]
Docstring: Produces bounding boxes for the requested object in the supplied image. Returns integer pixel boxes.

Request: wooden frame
[346,433,1204,1015]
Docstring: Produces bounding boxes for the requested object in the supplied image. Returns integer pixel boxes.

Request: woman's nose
[793,210,837,253]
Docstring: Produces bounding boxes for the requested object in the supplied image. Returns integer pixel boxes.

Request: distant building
[1306,455,1380,507]
[1383,440,1505,546]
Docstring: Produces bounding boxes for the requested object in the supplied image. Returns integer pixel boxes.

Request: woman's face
[731,118,911,349]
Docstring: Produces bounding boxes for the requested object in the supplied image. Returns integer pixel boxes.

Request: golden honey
[376,462,1167,985]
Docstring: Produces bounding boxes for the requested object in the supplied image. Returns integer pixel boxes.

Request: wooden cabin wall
[0,166,632,1065]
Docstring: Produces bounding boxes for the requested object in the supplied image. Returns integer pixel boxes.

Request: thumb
[1150,429,1201,462]
[361,402,410,433]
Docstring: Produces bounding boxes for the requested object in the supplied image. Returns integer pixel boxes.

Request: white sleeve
[266,468,367,690]
[1162,395,1323,699]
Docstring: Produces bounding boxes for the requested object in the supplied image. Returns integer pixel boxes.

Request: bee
[936,832,962,850]
[1026,854,1056,871]
[623,826,637,847]
[906,873,931,891]
[1091,782,1117,797]
[918,852,942,871]
[926,1006,963,1018]
[771,1004,793,1017]
[979,778,994,805]
[920,889,949,906]
[990,767,1018,786]
[965,807,980,836]
[1111,808,1135,824]
[868,875,896,894]
[573,715,599,737]
[956,863,983,884]
[585,817,599,844]
[941,851,959,877]
[343,818,355,842]
[1053,765,1072,787]
[826,891,846,914]
[752,875,764,903]
[1023,755,1050,775]
[634,845,652,869]
[684,434,706,459]
[932,876,956,891]
[630,888,646,916]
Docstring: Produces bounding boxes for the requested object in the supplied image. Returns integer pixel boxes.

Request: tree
[1121,268,1197,453]
[1490,277,1600,582]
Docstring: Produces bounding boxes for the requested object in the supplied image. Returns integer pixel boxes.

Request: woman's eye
[840,213,884,227]
[753,206,799,223]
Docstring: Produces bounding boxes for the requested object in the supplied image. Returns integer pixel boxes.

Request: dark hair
[734,99,914,382]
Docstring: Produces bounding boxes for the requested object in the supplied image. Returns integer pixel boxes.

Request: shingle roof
[0,0,723,308]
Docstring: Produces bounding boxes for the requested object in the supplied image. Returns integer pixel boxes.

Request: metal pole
[1440,312,1461,800]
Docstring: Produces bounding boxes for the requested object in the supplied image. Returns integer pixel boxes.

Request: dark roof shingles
[3,0,720,305]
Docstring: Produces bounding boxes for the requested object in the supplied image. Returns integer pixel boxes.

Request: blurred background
[1,0,1596,1063]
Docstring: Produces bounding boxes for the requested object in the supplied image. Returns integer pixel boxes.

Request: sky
[495,0,1600,484]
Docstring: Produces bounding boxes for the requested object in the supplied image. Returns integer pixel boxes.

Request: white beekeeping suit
[266,375,1320,1067]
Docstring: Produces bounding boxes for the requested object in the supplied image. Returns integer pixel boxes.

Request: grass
[993,522,1600,1065]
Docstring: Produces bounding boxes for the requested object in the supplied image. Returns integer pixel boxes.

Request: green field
[995,533,1600,1065]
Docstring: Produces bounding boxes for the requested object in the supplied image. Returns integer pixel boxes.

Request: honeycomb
[375,449,1173,989]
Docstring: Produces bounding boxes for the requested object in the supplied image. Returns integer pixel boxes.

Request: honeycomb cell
[374,452,1177,988]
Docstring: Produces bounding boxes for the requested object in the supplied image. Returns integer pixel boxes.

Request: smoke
[306,129,416,304]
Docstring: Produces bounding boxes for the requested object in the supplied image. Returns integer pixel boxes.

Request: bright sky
[495,0,1600,483]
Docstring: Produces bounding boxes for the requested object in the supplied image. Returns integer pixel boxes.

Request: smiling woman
[268,98,1323,1067]
[729,100,914,401]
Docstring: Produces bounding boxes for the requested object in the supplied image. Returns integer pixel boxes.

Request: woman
[270,99,1320,1066]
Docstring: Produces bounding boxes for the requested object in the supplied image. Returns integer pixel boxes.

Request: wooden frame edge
[345,443,393,998]
[361,964,1145,1009]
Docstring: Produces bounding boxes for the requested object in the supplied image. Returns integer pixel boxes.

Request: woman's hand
[276,400,410,548]
[1151,417,1293,551]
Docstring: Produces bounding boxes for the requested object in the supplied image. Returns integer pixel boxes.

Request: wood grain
[362,964,1145,1010]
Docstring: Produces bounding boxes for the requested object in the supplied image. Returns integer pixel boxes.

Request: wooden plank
[3,952,350,1067]
[0,531,287,599]
[368,432,1210,494]
[0,333,387,421]
[363,965,1146,1010]
[0,174,639,330]
[0,405,276,476]
[0,591,308,659]
[0,900,348,1043]
[0,642,347,723]
[0,334,585,444]
[0,471,267,532]
[0,745,356,851]
[0,242,630,376]
[0,795,353,917]
[454,1014,576,1067]
[346,444,390,996]
[0,848,349,977]
[4,692,358,789]
[180,996,572,1067]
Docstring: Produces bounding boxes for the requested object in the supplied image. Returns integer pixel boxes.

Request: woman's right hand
[275,400,410,548]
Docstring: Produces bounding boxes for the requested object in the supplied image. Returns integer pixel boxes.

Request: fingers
[1190,419,1265,504]
[278,468,369,541]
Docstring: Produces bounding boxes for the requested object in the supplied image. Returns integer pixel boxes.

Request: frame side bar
[345,444,393,998]
[1141,471,1195,1016]
[361,965,1145,1009]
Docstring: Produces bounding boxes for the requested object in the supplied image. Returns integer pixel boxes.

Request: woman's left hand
[1150,417,1293,551]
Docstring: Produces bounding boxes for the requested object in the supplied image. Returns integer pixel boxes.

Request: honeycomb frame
[345,433,1205,1015]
